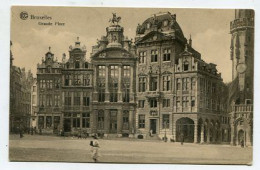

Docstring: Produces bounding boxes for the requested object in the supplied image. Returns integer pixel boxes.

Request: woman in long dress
[91,136,100,162]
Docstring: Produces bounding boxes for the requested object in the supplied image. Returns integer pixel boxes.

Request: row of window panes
[138,99,171,108]
[64,74,91,86]
[38,68,61,74]
[139,49,171,64]
[39,94,60,107]
[38,116,61,128]
[66,62,89,69]
[176,77,196,91]
[98,65,131,77]
[39,79,61,89]
[176,96,196,108]
[139,76,171,92]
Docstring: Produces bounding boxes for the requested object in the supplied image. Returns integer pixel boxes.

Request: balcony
[145,91,161,98]
[231,104,253,113]
[230,18,254,32]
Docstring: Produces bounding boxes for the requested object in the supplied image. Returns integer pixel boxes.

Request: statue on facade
[109,13,121,25]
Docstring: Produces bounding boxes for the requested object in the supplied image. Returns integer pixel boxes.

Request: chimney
[189,34,192,47]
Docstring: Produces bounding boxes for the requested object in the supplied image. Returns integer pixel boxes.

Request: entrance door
[238,129,245,145]
[63,118,71,132]
[176,117,194,143]
[150,119,157,134]
[110,111,117,133]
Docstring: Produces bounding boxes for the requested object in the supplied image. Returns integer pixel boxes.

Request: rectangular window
[182,96,189,108]
[162,114,170,129]
[83,74,90,86]
[110,65,119,78]
[46,94,52,106]
[98,66,106,77]
[139,77,146,92]
[182,78,190,91]
[150,77,157,91]
[163,99,170,108]
[42,80,46,88]
[139,51,147,64]
[177,78,181,90]
[39,94,45,107]
[98,111,104,129]
[191,77,196,90]
[74,74,81,85]
[98,82,105,102]
[163,49,171,61]
[72,114,80,128]
[123,111,129,130]
[123,66,130,77]
[138,100,145,108]
[151,50,158,62]
[74,92,81,106]
[38,116,44,128]
[65,75,69,86]
[54,94,60,107]
[110,82,118,102]
[150,98,157,108]
[83,92,90,106]
[46,116,52,128]
[82,113,90,128]
[123,82,130,103]
[65,92,71,106]
[191,96,195,107]
[55,79,60,88]
[163,76,171,91]
[176,96,181,108]
[138,115,145,128]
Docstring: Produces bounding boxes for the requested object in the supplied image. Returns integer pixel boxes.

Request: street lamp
[164,121,167,142]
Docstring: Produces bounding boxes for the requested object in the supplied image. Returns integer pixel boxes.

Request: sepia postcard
[9,6,254,164]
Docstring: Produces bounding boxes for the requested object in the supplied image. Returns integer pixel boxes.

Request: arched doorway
[176,117,194,143]
[238,129,245,145]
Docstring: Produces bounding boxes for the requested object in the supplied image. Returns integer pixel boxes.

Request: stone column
[118,65,122,102]
[93,65,98,102]
[207,125,210,143]
[129,110,134,137]
[71,92,74,107]
[194,121,198,143]
[104,109,110,135]
[200,124,204,143]
[44,116,46,129]
[105,65,110,102]
[130,65,134,102]
[173,119,176,141]
[230,122,235,145]
[117,109,123,137]
[91,110,97,134]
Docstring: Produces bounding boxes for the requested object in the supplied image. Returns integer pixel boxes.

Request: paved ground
[9,134,252,165]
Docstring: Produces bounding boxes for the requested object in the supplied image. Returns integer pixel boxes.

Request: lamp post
[164,121,167,142]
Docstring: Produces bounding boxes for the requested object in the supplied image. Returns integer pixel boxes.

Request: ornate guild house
[34,11,253,144]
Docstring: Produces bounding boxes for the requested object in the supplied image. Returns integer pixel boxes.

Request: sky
[11,7,234,82]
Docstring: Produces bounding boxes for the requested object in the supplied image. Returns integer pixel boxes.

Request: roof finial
[77,37,79,41]
[185,44,188,51]
[48,46,51,51]
[189,34,192,47]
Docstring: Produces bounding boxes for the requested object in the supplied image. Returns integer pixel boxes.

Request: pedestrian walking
[90,135,100,163]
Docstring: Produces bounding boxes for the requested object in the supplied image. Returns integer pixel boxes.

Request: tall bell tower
[230,9,254,103]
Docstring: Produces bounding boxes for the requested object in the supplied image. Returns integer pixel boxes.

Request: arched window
[183,61,189,71]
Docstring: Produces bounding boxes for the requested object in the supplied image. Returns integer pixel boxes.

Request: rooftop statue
[109,13,121,25]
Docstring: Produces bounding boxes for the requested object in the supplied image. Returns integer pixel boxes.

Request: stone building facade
[134,12,228,143]
[34,13,233,143]
[229,9,254,146]
[91,15,137,137]
[37,48,63,134]
[61,39,93,135]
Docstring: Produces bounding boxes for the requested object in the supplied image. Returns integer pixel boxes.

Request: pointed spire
[189,34,192,47]
[48,46,51,52]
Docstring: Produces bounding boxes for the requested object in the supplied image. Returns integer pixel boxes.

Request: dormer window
[66,63,70,69]
[163,20,168,26]
[183,61,189,71]
[75,61,80,69]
